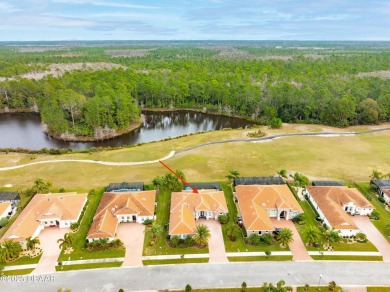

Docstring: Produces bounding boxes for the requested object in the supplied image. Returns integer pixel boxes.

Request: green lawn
[297,286,342,292]
[367,287,390,292]
[221,184,288,253]
[142,258,209,265]
[311,255,382,261]
[1,269,34,276]
[55,262,122,271]
[355,183,390,244]
[295,200,377,252]
[2,254,42,266]
[58,188,125,261]
[143,189,208,256]
[228,256,293,262]
[175,288,264,292]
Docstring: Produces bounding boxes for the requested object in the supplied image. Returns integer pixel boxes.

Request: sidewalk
[59,257,124,266]
[3,264,37,271]
[307,251,382,256]
[226,251,292,257]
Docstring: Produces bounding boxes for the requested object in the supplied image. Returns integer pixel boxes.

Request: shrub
[185,284,192,292]
[260,233,274,245]
[170,236,180,248]
[355,232,367,243]
[247,234,261,245]
[0,217,8,227]
[143,219,154,226]
[292,213,306,225]
[370,210,380,220]
[226,224,242,242]
[149,240,155,246]
[378,196,385,204]
[241,282,247,292]
[270,117,282,129]
[70,223,79,231]
[218,214,229,224]
[184,235,194,246]
[265,250,271,258]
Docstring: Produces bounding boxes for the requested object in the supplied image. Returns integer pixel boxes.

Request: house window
[50,221,53,224]
[258,231,262,235]
[65,222,68,225]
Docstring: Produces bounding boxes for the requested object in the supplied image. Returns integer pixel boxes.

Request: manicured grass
[142,258,209,265]
[355,183,390,244]
[143,189,208,256]
[311,255,382,261]
[2,125,390,189]
[3,254,42,266]
[228,256,293,262]
[1,269,34,276]
[295,200,377,252]
[55,261,122,271]
[176,288,264,292]
[367,287,390,292]
[221,184,288,253]
[58,188,125,261]
[297,287,340,292]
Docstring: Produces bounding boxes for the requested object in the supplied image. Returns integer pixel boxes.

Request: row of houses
[1,178,383,247]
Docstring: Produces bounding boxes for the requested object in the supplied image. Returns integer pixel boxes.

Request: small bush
[378,196,385,204]
[218,214,229,224]
[184,235,194,246]
[149,240,155,246]
[70,223,79,231]
[247,234,261,245]
[143,219,154,226]
[260,233,274,245]
[370,210,380,220]
[270,117,282,129]
[185,284,192,292]
[170,236,180,248]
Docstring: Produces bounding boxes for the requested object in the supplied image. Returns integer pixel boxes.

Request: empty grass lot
[58,188,125,261]
[1,124,390,190]
[143,189,209,256]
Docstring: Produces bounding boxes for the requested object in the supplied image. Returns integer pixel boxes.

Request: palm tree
[225,224,242,242]
[193,224,211,246]
[277,228,294,248]
[225,169,240,188]
[370,169,383,180]
[57,233,73,250]
[326,230,341,244]
[26,236,40,251]
[277,169,288,179]
[0,240,22,261]
[303,225,322,246]
[150,224,163,240]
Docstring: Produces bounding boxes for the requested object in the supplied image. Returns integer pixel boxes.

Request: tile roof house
[305,186,374,236]
[0,201,12,219]
[0,192,20,207]
[86,190,156,242]
[235,185,303,235]
[382,189,390,206]
[1,192,87,248]
[169,190,228,239]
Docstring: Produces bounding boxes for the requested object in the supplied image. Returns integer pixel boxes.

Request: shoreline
[46,121,142,142]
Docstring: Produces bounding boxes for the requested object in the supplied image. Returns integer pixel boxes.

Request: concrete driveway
[32,227,70,274]
[271,219,313,261]
[351,216,390,262]
[197,219,228,262]
[116,223,145,266]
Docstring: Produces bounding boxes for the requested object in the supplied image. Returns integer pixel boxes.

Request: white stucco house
[305,186,374,237]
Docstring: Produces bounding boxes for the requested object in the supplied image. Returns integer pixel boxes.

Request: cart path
[1,127,389,171]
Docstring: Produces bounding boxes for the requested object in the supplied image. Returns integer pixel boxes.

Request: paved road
[2,262,390,291]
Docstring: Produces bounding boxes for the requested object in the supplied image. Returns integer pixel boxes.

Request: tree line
[1,44,390,138]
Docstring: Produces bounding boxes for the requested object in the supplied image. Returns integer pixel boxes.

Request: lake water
[0,111,251,150]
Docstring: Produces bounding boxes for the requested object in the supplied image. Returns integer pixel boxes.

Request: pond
[0,111,252,150]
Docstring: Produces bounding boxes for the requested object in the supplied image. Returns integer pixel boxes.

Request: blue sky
[0,0,389,41]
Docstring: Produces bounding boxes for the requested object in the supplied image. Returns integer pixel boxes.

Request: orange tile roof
[235,185,303,232]
[87,190,156,239]
[381,189,390,198]
[1,192,87,243]
[306,186,373,230]
[0,201,12,217]
[169,190,228,236]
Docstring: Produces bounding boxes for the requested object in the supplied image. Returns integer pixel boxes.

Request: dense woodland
[1,41,390,138]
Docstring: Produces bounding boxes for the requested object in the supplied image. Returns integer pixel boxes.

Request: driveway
[197,219,228,263]
[116,223,145,266]
[32,227,70,274]
[351,216,390,262]
[271,219,313,261]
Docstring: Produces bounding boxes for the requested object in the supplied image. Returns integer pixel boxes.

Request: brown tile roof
[306,186,373,230]
[235,185,303,232]
[0,202,11,217]
[169,190,228,236]
[87,190,156,239]
[1,192,87,242]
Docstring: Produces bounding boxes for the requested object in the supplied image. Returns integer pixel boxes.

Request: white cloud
[0,2,20,13]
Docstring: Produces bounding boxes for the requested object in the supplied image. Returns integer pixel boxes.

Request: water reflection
[0,111,251,150]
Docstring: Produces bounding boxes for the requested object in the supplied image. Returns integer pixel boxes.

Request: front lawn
[311,255,382,261]
[355,183,390,244]
[142,258,209,265]
[58,188,125,261]
[55,262,122,271]
[1,269,34,276]
[367,287,390,292]
[2,254,42,266]
[221,183,289,253]
[228,255,293,262]
[143,189,208,256]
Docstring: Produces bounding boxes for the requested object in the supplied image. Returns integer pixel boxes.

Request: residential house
[370,180,390,206]
[86,190,156,242]
[169,189,228,239]
[1,192,87,248]
[0,202,12,220]
[305,186,374,236]
[235,185,303,236]
[0,192,20,208]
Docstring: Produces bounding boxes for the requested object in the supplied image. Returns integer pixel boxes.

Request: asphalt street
[1,261,390,292]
